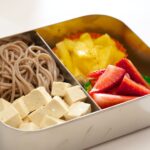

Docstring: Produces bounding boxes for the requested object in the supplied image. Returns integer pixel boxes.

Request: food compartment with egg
[0,31,99,132]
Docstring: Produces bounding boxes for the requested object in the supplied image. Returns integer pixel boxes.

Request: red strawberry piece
[87,69,105,79]
[89,65,126,94]
[92,93,137,109]
[117,75,150,96]
[90,79,98,86]
[116,58,149,88]
[125,73,130,79]
[107,73,131,95]
[106,86,118,95]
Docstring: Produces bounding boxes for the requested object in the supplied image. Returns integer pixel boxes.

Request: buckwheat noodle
[0,40,63,102]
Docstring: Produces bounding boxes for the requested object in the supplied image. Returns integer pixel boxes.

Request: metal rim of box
[1,15,150,146]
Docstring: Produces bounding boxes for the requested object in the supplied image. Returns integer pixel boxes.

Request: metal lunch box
[1,14,150,150]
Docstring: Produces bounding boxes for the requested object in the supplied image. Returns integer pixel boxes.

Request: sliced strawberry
[87,69,105,79]
[88,69,105,87]
[89,65,126,94]
[116,58,149,88]
[90,78,98,86]
[106,86,118,95]
[92,93,137,109]
[117,75,150,96]
[106,74,130,95]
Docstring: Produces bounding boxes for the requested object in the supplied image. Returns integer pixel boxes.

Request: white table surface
[0,0,150,149]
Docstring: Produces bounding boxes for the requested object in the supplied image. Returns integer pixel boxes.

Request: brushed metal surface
[1,95,150,150]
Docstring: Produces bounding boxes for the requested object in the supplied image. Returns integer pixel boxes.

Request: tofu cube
[0,105,22,128]
[64,86,87,105]
[12,96,29,119]
[64,102,91,120]
[45,96,68,118]
[40,115,65,128]
[28,106,46,126]
[51,82,71,97]
[23,87,52,112]
[19,122,39,131]
[0,98,11,112]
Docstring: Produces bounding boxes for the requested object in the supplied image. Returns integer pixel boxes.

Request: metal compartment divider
[34,31,100,111]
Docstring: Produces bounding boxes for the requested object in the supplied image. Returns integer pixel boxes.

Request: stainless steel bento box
[1,15,150,150]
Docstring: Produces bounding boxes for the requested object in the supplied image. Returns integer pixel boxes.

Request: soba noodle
[0,40,63,102]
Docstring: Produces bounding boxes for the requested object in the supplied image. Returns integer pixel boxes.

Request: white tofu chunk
[19,122,39,131]
[29,96,68,126]
[0,105,22,128]
[0,98,11,112]
[40,115,65,128]
[23,87,52,112]
[64,86,87,105]
[51,82,71,97]
[12,96,29,119]
[28,106,46,126]
[64,102,91,120]
[45,96,68,118]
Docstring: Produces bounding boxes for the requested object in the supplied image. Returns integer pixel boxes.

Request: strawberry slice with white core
[87,69,105,79]
[117,75,150,96]
[90,65,126,94]
[116,58,149,88]
[92,93,137,109]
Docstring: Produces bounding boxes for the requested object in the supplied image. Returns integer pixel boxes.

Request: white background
[0,0,150,149]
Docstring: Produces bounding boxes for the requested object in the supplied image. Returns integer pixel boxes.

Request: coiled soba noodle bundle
[0,40,63,102]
